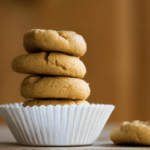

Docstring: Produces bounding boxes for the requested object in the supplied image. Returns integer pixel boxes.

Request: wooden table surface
[0,124,150,150]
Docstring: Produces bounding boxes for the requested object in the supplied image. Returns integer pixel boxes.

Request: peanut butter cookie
[24,29,87,57]
[23,99,90,107]
[21,75,90,100]
[12,52,86,78]
[110,120,150,145]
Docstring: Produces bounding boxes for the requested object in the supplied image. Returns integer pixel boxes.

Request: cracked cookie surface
[23,99,90,107]
[20,75,90,100]
[23,29,87,57]
[12,52,86,78]
[110,120,150,145]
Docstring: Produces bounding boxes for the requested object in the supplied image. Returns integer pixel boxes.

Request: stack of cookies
[12,29,91,107]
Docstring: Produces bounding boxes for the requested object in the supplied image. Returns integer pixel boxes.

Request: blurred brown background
[0,0,150,123]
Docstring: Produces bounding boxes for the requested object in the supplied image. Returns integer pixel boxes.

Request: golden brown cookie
[23,29,87,57]
[23,99,90,107]
[21,75,90,100]
[12,52,86,78]
[110,120,150,145]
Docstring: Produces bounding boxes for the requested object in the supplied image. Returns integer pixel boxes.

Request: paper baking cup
[0,103,114,146]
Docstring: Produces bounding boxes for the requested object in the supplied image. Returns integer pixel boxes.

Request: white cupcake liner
[0,103,115,146]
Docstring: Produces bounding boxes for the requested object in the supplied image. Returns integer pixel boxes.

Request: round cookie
[23,99,90,107]
[20,75,90,100]
[23,29,87,57]
[110,120,150,145]
[12,52,86,78]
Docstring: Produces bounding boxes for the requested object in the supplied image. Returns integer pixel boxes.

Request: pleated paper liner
[0,103,115,146]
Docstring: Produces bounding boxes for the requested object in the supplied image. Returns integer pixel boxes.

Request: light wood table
[0,124,150,150]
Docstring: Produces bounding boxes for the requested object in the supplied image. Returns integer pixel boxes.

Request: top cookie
[110,120,150,145]
[23,29,87,57]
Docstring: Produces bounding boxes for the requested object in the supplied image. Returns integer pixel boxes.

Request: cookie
[23,99,90,107]
[12,52,86,78]
[23,29,87,57]
[20,75,90,100]
[110,120,150,145]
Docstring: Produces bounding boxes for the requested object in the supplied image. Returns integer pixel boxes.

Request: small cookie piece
[110,120,150,145]
[12,52,86,78]
[23,99,90,107]
[23,29,87,57]
[21,75,90,100]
